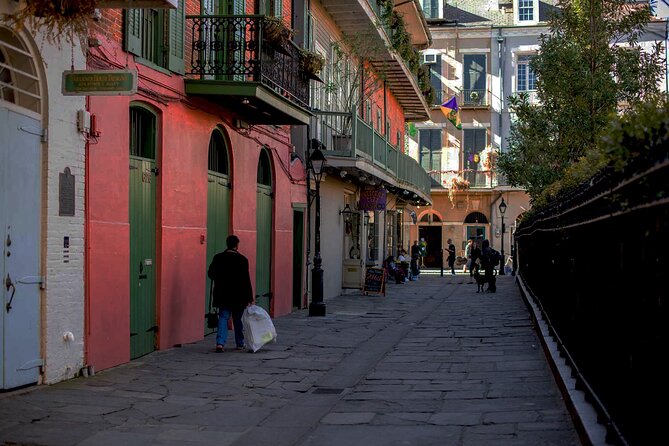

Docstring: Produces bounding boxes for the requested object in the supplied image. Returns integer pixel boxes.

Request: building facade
[86,0,309,371]
[303,0,433,299]
[1,1,87,387]
[412,0,554,265]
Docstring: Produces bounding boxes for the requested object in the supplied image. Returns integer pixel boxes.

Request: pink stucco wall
[86,61,305,373]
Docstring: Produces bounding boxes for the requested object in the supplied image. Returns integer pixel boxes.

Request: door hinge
[18,358,44,371]
[151,167,160,176]
[146,325,159,332]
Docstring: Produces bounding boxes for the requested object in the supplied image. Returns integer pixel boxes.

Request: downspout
[490,192,504,251]
[496,30,504,189]
[304,0,312,309]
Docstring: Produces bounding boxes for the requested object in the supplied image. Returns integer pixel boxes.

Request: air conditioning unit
[423,54,437,64]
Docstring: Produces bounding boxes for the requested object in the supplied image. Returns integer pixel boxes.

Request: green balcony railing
[311,110,431,198]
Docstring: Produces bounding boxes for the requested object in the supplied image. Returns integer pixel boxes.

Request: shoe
[215,345,224,353]
[235,346,245,351]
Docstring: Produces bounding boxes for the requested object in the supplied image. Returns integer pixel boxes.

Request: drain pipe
[496,30,505,167]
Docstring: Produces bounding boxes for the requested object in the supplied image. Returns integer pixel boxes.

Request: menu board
[363,267,386,296]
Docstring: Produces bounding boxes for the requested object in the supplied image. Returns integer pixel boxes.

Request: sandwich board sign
[363,267,386,296]
[62,70,137,96]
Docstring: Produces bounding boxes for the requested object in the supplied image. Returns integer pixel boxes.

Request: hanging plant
[3,0,97,47]
[299,49,325,77]
[262,16,293,50]
[447,175,470,207]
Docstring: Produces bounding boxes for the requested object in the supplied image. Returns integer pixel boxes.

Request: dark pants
[484,268,496,292]
[448,257,455,274]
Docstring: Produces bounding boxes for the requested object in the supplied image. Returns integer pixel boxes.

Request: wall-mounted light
[241,98,250,105]
[339,204,353,220]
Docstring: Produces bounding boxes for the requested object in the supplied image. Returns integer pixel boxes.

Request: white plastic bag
[242,304,277,352]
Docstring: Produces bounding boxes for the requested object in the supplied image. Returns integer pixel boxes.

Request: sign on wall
[62,70,137,96]
[359,188,387,211]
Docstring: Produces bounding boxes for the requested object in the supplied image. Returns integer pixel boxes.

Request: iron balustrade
[433,89,489,107]
[310,110,431,197]
[515,144,669,446]
[186,15,309,109]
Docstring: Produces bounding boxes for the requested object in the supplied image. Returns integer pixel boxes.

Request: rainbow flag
[441,96,462,130]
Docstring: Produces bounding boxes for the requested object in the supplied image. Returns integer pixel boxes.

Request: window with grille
[517,55,536,92]
[208,129,229,175]
[518,0,534,22]
[124,3,185,74]
[130,106,157,160]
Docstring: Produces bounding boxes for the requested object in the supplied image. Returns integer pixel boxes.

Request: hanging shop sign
[359,188,387,211]
[62,70,137,96]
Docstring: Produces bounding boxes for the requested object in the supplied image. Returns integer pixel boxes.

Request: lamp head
[499,197,507,215]
[309,147,327,177]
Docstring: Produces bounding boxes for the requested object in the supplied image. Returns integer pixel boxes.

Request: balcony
[312,111,432,203]
[184,15,312,125]
[433,89,490,108]
[318,0,430,121]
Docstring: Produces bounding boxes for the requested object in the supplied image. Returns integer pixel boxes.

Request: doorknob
[5,273,16,312]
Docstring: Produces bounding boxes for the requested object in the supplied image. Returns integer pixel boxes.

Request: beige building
[410,0,555,267]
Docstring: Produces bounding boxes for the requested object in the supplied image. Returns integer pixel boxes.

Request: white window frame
[516,54,536,92]
[514,0,538,25]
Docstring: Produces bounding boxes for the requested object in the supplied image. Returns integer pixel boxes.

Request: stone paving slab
[0,275,581,445]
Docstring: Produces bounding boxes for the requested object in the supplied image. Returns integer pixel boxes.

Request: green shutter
[125,9,142,56]
[168,1,185,74]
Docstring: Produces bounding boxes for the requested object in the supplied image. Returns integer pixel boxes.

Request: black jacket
[208,249,254,311]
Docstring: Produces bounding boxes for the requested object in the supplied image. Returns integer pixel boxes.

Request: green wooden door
[205,129,230,334]
[129,157,157,359]
[129,106,157,359]
[255,149,273,312]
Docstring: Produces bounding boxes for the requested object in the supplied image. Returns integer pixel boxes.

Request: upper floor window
[516,55,536,92]
[463,54,486,105]
[125,3,185,74]
[517,0,536,23]
[130,106,157,160]
[421,0,440,19]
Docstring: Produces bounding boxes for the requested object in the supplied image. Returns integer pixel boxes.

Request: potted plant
[299,49,325,79]
[4,0,97,46]
[262,16,292,54]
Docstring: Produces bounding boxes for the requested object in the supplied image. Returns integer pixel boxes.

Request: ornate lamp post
[308,146,327,316]
[498,197,507,275]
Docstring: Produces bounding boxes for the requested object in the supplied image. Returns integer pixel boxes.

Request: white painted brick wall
[39,34,87,384]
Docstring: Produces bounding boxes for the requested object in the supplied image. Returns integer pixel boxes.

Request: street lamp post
[309,146,327,317]
[498,197,507,275]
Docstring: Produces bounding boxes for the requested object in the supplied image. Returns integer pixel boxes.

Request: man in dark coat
[208,235,254,352]
[480,239,496,293]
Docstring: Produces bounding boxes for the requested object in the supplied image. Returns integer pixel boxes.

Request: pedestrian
[419,238,427,267]
[410,241,421,279]
[208,235,254,353]
[469,240,481,284]
[463,239,473,274]
[480,239,497,293]
[445,238,456,275]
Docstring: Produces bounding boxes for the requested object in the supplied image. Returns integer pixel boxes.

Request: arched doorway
[129,104,158,359]
[205,128,231,334]
[255,148,273,312]
[418,212,443,267]
[0,26,43,389]
[464,211,488,244]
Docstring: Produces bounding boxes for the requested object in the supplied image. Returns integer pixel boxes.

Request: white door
[0,106,42,389]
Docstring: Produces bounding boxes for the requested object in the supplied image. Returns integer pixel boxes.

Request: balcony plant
[262,16,292,55]
[299,49,325,79]
[3,0,97,46]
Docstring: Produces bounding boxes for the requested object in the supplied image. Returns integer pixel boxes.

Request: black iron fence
[186,15,309,109]
[515,146,669,445]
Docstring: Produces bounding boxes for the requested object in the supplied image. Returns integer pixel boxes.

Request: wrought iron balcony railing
[433,89,490,108]
[311,110,432,199]
[186,15,309,110]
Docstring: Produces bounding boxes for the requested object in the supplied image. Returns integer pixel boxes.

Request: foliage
[497,0,664,201]
[3,0,97,47]
[299,49,325,76]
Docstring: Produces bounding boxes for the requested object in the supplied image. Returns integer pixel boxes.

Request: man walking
[446,238,456,275]
[208,235,254,352]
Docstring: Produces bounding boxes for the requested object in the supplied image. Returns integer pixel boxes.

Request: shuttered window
[124,1,185,74]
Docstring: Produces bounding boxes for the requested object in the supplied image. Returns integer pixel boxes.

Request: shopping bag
[242,304,277,352]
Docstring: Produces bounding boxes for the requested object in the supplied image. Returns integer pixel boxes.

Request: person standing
[469,240,481,284]
[480,239,497,293]
[410,240,421,279]
[445,238,456,275]
[463,239,473,274]
[208,235,254,352]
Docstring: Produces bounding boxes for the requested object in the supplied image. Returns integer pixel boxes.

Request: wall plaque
[59,168,75,216]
